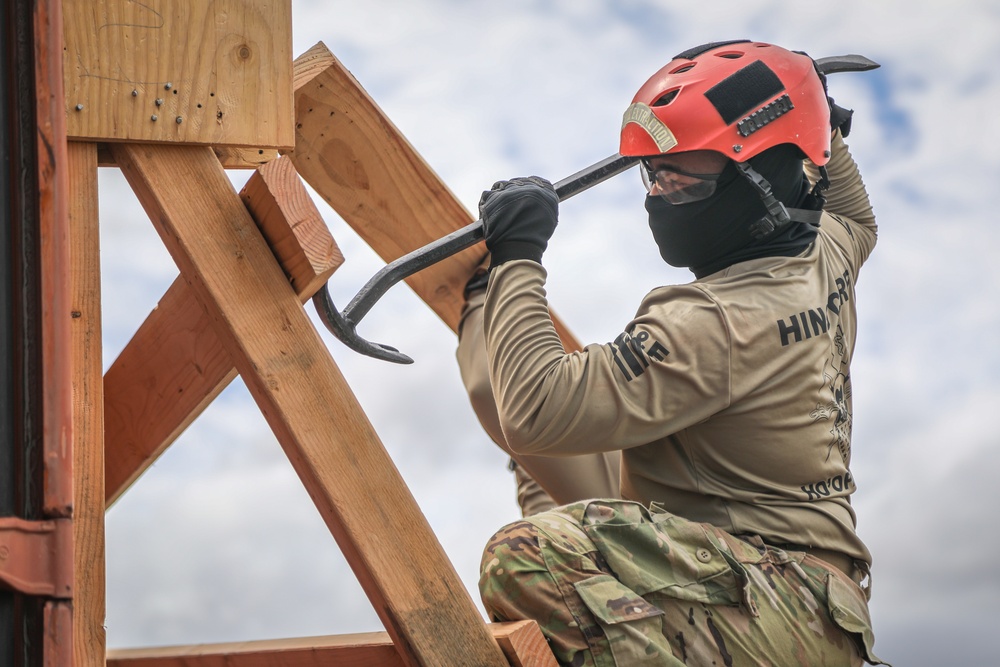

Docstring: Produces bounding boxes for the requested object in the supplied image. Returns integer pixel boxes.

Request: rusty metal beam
[2,0,47,662]
[0,518,72,598]
[1,0,74,665]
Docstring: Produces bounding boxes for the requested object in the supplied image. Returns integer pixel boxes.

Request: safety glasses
[641,159,722,205]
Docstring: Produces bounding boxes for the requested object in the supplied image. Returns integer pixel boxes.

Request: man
[457,40,887,666]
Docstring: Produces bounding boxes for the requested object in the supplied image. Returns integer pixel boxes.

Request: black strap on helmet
[736,161,824,240]
[800,166,831,212]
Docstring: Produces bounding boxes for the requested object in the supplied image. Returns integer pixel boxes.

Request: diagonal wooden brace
[0,517,73,598]
[103,156,343,506]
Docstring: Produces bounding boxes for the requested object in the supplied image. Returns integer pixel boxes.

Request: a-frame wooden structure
[1,0,590,665]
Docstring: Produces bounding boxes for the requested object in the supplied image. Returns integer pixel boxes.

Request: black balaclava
[645,144,818,278]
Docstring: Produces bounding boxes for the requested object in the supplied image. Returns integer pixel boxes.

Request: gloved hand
[813,65,854,137]
[478,176,559,269]
[828,96,854,137]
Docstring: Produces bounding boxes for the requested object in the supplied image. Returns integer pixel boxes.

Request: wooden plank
[111,142,510,667]
[105,622,557,667]
[107,632,405,667]
[36,0,74,521]
[35,2,77,666]
[103,278,237,506]
[67,142,106,666]
[240,156,343,297]
[492,620,559,667]
[104,156,342,506]
[214,146,281,170]
[98,144,279,169]
[62,0,293,149]
[285,43,582,352]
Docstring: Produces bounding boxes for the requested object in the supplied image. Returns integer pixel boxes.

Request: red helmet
[620,40,831,166]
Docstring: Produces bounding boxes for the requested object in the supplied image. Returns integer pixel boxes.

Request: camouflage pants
[480,500,884,667]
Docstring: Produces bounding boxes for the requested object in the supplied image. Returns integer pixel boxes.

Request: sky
[97,1,1000,665]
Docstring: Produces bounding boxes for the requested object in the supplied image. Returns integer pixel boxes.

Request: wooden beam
[37,0,73,521]
[98,144,280,170]
[240,157,343,297]
[493,620,559,667]
[104,156,341,506]
[67,141,106,666]
[107,632,404,667]
[62,0,293,149]
[35,1,75,664]
[105,621,557,667]
[111,142,510,667]
[103,277,237,505]
[285,43,583,350]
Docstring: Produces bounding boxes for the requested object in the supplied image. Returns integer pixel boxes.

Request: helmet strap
[801,165,831,212]
[735,161,791,240]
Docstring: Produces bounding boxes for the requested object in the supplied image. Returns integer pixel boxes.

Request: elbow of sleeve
[498,419,537,455]
[463,364,493,411]
[497,411,552,456]
[459,364,510,450]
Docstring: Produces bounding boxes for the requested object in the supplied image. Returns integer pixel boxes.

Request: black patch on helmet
[673,39,751,61]
[705,60,785,125]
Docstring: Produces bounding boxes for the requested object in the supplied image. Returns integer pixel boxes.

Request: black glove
[813,64,854,137]
[828,96,854,137]
[478,176,559,269]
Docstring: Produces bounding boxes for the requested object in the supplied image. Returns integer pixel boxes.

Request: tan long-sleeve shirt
[482,132,877,564]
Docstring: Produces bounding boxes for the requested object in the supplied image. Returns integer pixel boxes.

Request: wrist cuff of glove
[489,241,544,269]
[830,101,854,138]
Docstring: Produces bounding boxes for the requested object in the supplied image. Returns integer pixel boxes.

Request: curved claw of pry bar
[312,285,414,364]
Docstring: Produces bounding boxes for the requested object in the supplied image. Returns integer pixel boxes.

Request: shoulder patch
[611,330,669,382]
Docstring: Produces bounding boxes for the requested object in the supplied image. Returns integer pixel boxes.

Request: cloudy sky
[97,1,1000,665]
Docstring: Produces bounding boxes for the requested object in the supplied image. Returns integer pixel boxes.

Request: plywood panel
[112,142,509,667]
[63,0,293,148]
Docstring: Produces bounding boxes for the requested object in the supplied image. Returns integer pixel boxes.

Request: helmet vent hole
[652,89,679,107]
[716,52,744,59]
[670,64,696,74]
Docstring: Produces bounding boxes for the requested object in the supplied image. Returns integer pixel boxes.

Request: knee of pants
[479,511,610,613]
[479,520,552,620]
[480,519,544,579]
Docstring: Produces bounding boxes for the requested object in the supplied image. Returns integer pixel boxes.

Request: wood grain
[98,145,279,169]
[67,141,107,666]
[62,0,293,148]
[240,156,343,297]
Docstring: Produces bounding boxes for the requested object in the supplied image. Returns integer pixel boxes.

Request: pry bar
[313,152,639,364]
